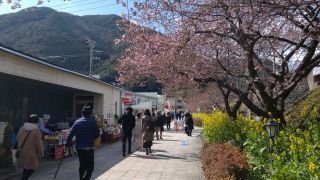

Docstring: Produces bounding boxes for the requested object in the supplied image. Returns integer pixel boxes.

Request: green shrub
[197,112,241,143]
[286,89,320,128]
[197,112,320,179]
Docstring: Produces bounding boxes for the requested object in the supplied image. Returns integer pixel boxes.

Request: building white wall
[134,93,159,110]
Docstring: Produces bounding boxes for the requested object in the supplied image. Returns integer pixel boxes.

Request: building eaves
[0,45,121,90]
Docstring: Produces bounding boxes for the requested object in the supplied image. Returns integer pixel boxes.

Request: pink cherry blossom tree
[117,0,320,124]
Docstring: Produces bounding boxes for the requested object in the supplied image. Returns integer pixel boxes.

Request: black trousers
[77,149,94,180]
[21,169,34,180]
[188,128,193,136]
[166,122,171,130]
[122,134,132,154]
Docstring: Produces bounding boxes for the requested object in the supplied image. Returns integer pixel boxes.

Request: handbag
[15,131,31,158]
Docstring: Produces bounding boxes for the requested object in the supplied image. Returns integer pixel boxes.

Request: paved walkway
[6,127,204,180]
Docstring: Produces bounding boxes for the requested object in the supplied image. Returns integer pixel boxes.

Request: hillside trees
[117,0,320,124]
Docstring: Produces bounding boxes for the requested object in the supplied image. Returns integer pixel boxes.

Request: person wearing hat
[118,107,136,156]
[66,106,100,180]
[17,114,44,180]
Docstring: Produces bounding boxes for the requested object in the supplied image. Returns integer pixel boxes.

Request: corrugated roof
[0,45,122,90]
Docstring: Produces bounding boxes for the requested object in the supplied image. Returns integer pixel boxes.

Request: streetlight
[265,117,280,163]
[265,119,280,140]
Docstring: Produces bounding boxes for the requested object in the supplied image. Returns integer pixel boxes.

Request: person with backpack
[118,107,136,156]
[155,111,165,140]
[142,109,155,155]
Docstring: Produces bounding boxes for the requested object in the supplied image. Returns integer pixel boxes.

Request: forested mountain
[0,7,162,92]
[0,7,122,83]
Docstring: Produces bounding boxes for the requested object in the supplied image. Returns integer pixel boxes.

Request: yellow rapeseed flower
[275,155,281,161]
[290,144,295,151]
[279,131,285,136]
[284,115,289,121]
[297,138,303,145]
[289,134,296,141]
[309,162,316,174]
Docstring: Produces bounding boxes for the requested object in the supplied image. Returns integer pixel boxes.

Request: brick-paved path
[5,127,204,180]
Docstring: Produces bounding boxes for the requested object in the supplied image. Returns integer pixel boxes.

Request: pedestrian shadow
[152,149,168,153]
[162,134,173,137]
[131,154,186,160]
[134,148,167,153]
[158,139,179,142]
[179,153,201,162]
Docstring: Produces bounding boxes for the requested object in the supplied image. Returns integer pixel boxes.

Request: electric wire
[69,3,118,13]
[46,0,90,8]
[55,0,109,11]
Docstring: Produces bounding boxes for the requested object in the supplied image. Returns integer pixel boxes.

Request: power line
[69,3,117,13]
[45,0,90,8]
[55,0,108,11]
[40,51,108,59]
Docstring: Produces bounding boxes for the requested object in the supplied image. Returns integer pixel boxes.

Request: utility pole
[89,41,94,77]
[84,39,95,77]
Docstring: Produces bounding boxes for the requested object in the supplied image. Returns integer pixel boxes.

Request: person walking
[185,113,194,136]
[118,107,136,156]
[155,111,165,140]
[17,114,44,180]
[134,112,143,149]
[66,106,100,180]
[142,109,155,155]
[165,112,172,130]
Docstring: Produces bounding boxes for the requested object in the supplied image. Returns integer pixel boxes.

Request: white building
[0,45,121,125]
[121,91,165,113]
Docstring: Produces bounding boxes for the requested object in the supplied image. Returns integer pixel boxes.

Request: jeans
[122,135,132,154]
[77,149,94,180]
[155,127,162,139]
[21,169,34,180]
[166,122,171,130]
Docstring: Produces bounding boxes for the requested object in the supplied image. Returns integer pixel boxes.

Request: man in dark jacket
[118,107,136,156]
[165,112,172,130]
[155,111,165,140]
[185,113,194,136]
[66,106,100,180]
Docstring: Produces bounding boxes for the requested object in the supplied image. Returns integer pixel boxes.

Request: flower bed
[202,143,248,180]
[195,112,320,179]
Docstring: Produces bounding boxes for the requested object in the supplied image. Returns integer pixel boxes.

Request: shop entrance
[74,95,94,117]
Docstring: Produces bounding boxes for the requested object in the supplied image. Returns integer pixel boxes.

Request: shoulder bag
[15,131,31,158]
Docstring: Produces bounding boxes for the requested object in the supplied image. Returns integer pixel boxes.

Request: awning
[131,101,152,110]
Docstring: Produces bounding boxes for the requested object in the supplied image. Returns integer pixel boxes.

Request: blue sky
[0,0,129,16]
